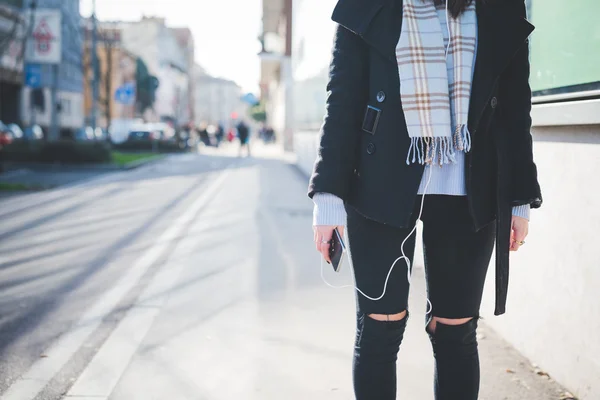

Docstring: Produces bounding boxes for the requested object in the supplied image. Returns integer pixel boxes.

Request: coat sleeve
[307,24,369,200]
[498,1,542,209]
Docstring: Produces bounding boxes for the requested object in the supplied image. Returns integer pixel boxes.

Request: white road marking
[0,170,230,400]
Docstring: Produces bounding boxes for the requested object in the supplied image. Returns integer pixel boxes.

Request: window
[529,0,600,98]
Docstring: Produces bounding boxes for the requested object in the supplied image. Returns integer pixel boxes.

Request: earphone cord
[320,165,434,314]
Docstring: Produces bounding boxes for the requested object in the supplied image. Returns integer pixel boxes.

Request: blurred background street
[0,0,598,399]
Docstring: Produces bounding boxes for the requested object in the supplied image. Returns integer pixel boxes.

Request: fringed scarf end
[406,136,457,166]
[453,124,472,153]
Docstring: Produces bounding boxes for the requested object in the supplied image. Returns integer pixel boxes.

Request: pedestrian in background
[309,0,542,399]
[198,122,211,147]
[236,120,251,157]
[215,123,225,147]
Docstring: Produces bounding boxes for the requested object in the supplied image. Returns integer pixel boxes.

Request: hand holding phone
[329,227,346,273]
[314,226,346,271]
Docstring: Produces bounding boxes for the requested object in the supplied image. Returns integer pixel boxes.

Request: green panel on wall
[529,0,600,93]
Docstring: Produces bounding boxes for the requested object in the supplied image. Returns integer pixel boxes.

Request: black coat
[308,0,543,315]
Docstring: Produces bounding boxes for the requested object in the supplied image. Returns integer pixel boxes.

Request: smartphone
[329,227,346,273]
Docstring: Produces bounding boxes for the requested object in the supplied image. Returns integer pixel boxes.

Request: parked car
[177,129,197,150]
[147,123,175,142]
[23,124,44,140]
[0,122,25,144]
[75,127,95,141]
[128,129,159,142]
[7,123,24,140]
[0,121,12,147]
[109,118,144,144]
[74,126,107,141]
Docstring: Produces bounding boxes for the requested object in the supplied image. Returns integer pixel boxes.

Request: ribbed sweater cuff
[512,205,530,220]
[312,193,347,226]
[313,194,529,223]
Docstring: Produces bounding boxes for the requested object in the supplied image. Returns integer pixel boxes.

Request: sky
[80,0,262,94]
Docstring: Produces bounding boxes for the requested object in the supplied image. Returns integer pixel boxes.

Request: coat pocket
[361,105,381,135]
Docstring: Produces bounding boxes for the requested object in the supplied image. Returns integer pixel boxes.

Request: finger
[319,228,335,263]
[512,217,529,242]
[321,243,331,263]
[315,232,323,252]
[509,229,515,251]
[513,228,527,244]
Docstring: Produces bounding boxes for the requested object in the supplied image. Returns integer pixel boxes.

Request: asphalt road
[0,146,570,399]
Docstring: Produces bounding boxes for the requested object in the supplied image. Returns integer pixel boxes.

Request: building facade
[194,64,244,128]
[0,0,25,124]
[82,22,137,129]
[260,0,293,149]
[120,17,192,127]
[291,0,336,133]
[19,0,84,134]
[170,27,195,126]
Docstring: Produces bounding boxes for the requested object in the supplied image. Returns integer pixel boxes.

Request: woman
[309,0,542,399]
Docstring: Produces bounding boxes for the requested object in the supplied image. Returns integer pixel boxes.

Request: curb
[121,155,166,170]
[1,156,166,173]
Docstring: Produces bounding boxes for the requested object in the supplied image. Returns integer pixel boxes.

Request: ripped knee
[427,316,474,335]
[368,310,408,322]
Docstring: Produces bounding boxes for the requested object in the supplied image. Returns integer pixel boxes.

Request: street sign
[241,93,259,106]
[25,9,62,64]
[24,64,43,88]
[115,82,136,105]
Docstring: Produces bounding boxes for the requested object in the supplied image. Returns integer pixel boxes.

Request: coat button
[376,91,386,103]
[491,97,498,109]
[366,142,376,155]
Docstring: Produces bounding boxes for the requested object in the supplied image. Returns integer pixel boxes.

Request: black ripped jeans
[347,196,495,400]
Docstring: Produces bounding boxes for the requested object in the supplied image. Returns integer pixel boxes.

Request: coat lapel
[468,0,535,129]
[332,0,402,62]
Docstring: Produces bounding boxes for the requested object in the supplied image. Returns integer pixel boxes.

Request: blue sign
[115,82,136,105]
[241,92,259,106]
[25,64,43,88]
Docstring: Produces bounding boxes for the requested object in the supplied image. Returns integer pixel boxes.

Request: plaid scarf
[396,0,477,165]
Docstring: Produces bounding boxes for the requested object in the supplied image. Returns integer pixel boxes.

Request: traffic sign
[25,9,62,64]
[115,82,136,105]
[241,92,259,106]
[25,64,42,88]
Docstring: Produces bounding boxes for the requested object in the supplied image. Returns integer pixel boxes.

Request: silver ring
[321,239,330,244]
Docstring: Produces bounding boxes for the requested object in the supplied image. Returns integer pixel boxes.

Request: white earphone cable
[445,0,452,59]
[320,165,434,314]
